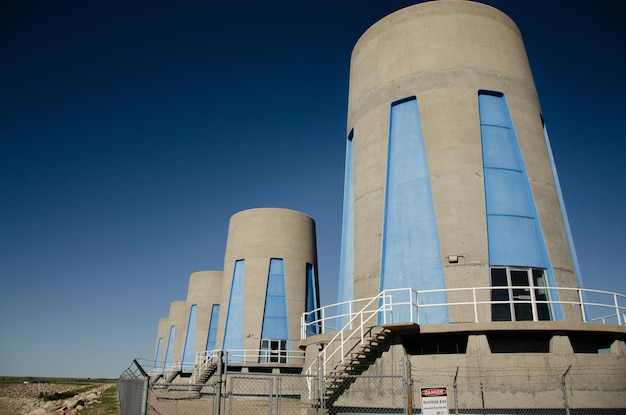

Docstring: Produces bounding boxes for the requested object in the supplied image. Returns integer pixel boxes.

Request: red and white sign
[421,387,449,415]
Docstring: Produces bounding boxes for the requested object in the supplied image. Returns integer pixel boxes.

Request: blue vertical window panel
[153,338,163,372]
[481,125,524,171]
[205,304,220,352]
[338,131,355,328]
[261,259,289,355]
[542,123,584,290]
[479,91,562,320]
[483,169,534,217]
[305,263,319,336]
[380,97,448,324]
[222,260,245,361]
[164,326,175,369]
[181,304,197,371]
[487,216,549,263]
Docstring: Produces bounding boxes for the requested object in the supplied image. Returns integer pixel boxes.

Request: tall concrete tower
[338,0,582,325]
[217,208,319,364]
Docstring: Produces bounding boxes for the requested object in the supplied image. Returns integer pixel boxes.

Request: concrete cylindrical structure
[217,208,319,363]
[164,301,188,370]
[340,0,580,323]
[183,271,223,368]
[153,318,170,373]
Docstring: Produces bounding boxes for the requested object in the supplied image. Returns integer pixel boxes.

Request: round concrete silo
[164,300,188,373]
[181,271,223,370]
[217,208,319,365]
[153,317,170,374]
[341,0,580,323]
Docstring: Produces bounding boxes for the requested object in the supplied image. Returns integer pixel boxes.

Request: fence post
[561,365,572,415]
[214,350,224,415]
[404,359,414,415]
[453,366,459,415]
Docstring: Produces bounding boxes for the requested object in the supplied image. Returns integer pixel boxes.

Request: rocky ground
[0,383,115,415]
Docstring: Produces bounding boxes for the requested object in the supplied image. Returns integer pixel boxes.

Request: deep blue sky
[1,0,624,379]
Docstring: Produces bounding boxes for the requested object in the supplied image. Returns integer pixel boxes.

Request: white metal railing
[302,286,626,339]
[304,289,401,380]
[148,365,164,376]
[194,350,220,368]
[190,350,221,383]
[194,348,306,367]
[161,361,181,380]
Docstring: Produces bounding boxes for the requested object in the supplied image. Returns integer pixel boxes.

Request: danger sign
[421,387,449,415]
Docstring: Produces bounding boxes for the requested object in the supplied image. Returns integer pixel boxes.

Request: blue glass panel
[164,326,175,369]
[305,263,319,336]
[222,260,245,361]
[487,215,548,267]
[542,123,584,289]
[478,91,508,126]
[484,169,534,217]
[181,304,197,371]
[261,258,289,342]
[153,338,163,371]
[338,132,355,319]
[206,304,220,352]
[479,91,562,320]
[481,125,524,171]
[380,97,448,324]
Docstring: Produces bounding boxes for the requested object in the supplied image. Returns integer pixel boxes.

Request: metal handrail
[194,348,306,366]
[190,351,220,383]
[302,286,626,338]
[304,289,401,378]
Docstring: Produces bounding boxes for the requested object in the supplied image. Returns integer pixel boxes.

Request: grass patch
[38,386,92,401]
[82,385,119,415]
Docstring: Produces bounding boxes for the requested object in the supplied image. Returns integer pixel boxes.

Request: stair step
[337,363,367,370]
[325,386,344,393]
[339,360,369,368]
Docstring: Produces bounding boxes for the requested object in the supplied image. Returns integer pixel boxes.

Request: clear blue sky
[1,0,624,379]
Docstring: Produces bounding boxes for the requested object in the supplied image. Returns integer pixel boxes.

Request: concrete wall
[301,322,626,409]
[343,0,579,318]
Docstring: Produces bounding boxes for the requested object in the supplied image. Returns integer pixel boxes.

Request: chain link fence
[118,359,149,415]
[120,359,625,415]
[410,364,626,415]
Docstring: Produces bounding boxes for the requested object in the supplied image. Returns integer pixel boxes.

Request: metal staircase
[189,351,220,389]
[322,326,393,405]
[306,290,407,407]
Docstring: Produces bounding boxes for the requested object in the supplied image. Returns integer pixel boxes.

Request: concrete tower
[161,301,187,375]
[310,1,625,409]
[339,0,582,325]
[181,271,223,370]
[217,208,319,365]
